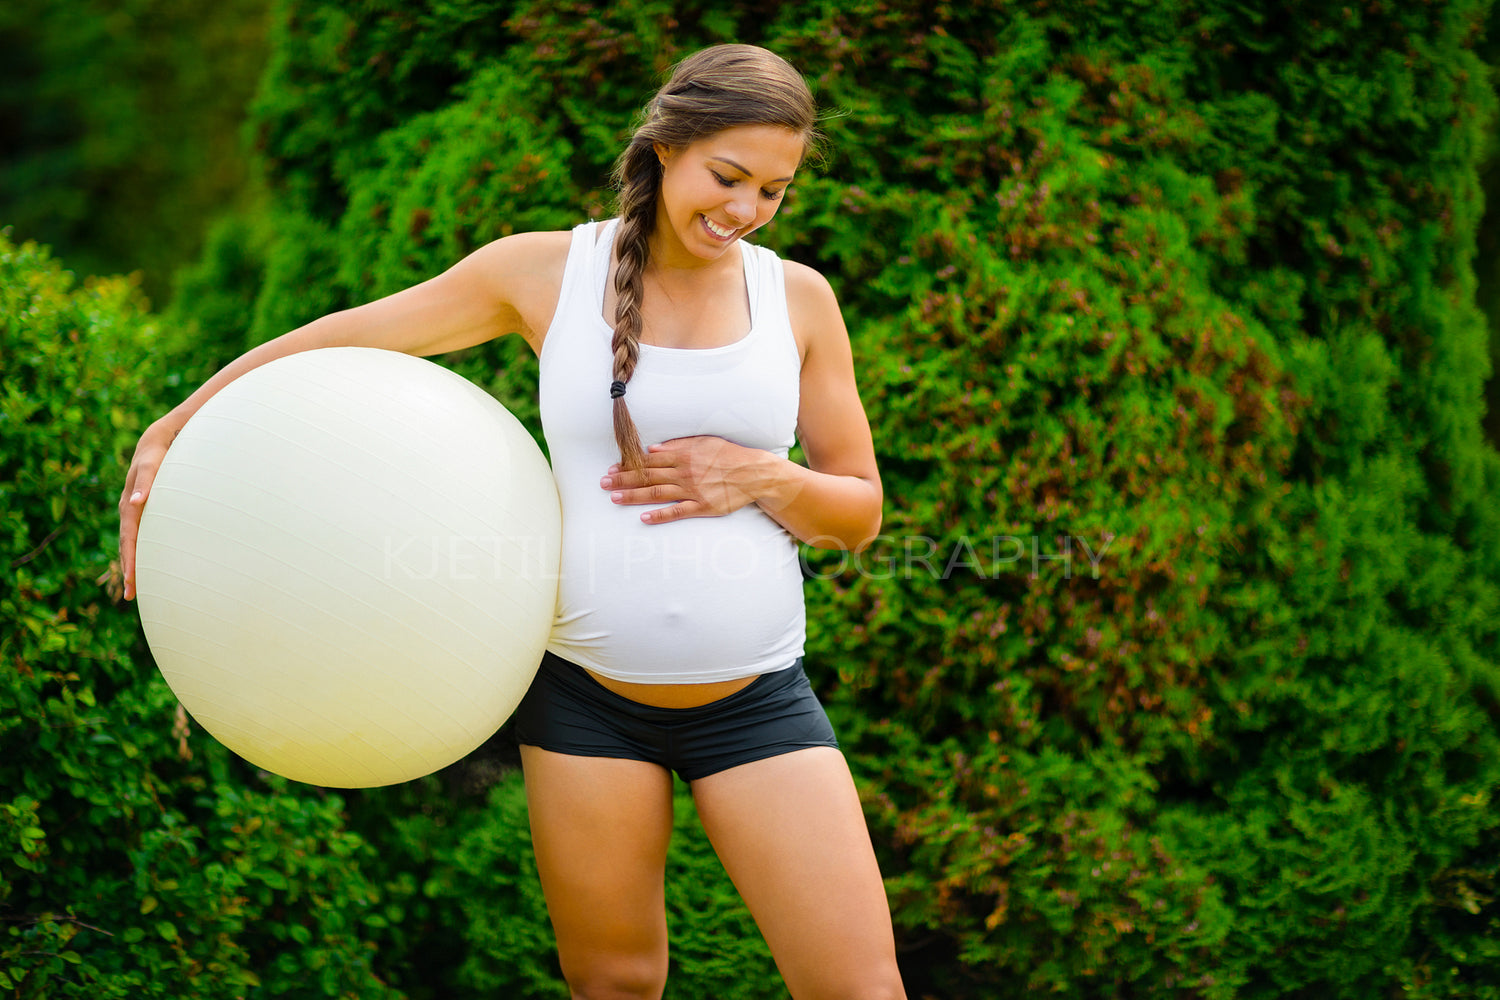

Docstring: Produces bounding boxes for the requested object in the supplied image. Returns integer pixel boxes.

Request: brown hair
[607,44,820,470]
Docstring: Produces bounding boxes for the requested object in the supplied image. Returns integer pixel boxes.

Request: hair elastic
[609,380,627,399]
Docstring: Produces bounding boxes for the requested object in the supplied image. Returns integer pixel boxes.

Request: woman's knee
[802,963,907,1000]
[846,969,907,1000]
[562,951,669,1000]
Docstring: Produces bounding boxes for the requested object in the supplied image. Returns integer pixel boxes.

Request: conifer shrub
[347,774,777,999]
[147,0,1500,996]
[0,0,269,302]
[0,234,401,999]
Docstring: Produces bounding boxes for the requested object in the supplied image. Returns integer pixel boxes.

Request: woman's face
[652,124,805,264]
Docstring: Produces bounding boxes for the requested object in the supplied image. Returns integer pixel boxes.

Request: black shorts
[512,651,840,782]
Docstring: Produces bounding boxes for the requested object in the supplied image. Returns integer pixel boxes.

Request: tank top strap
[740,240,762,330]
[562,220,601,303]
[743,240,799,367]
[541,221,607,368]
[592,218,619,306]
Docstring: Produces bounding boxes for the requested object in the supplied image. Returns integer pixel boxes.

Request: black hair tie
[609,380,627,399]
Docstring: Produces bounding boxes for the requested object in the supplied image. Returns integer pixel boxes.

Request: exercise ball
[134,347,560,787]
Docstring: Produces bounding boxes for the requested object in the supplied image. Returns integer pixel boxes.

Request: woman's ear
[652,141,674,167]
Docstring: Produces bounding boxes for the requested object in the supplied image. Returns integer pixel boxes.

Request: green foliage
[0,0,270,304]
[20,0,1499,995]
[0,234,397,998]
[347,772,779,999]
[334,61,584,302]
[0,229,782,996]
[163,213,275,383]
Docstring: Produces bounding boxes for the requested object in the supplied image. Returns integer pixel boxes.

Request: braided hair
[606,44,820,471]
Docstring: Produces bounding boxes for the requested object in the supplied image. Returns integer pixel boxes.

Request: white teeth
[703,216,735,238]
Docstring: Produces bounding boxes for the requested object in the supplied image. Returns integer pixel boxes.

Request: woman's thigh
[521,745,676,997]
[691,747,906,1000]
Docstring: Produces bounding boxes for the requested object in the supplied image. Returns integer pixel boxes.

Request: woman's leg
[690,747,907,1000]
[521,746,676,1000]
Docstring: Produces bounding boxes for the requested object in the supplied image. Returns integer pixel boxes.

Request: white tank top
[538,219,806,683]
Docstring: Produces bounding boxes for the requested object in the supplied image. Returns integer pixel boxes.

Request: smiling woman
[653,127,803,262]
[602,126,807,352]
[119,41,901,1000]
[601,46,829,476]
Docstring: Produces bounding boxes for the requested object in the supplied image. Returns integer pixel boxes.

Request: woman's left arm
[604,262,882,551]
[740,261,881,550]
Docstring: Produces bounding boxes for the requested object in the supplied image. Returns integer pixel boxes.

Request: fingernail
[131,491,143,502]
[600,477,612,489]
[611,492,623,503]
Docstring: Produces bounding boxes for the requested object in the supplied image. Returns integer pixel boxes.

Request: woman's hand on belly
[600,435,780,524]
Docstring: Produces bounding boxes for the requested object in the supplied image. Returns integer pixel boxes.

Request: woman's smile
[651,124,805,267]
[700,214,739,242]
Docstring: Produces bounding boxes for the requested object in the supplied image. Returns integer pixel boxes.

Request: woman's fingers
[638,499,703,524]
[119,437,169,601]
[601,457,681,494]
[606,479,687,506]
[118,486,145,601]
[601,456,703,518]
[601,468,700,523]
[601,436,754,520]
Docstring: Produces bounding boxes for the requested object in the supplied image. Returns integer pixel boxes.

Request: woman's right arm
[117,230,569,600]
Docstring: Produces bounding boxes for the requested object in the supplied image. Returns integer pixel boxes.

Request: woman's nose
[726,194,756,225]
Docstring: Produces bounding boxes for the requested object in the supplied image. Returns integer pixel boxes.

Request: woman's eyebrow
[708,156,794,184]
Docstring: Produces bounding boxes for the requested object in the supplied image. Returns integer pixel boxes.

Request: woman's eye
[711,171,784,200]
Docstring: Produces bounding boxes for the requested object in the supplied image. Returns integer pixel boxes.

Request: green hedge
[0,234,398,998]
[183,2,1497,993]
[5,0,1498,996]
[334,771,778,999]
[0,0,269,305]
[0,230,784,996]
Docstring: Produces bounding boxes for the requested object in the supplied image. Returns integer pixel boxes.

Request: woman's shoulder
[462,228,580,349]
[481,228,576,265]
[457,228,575,289]
[777,258,846,360]
[779,257,836,303]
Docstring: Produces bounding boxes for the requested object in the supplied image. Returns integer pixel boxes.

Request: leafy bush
[0,0,269,303]
[183,2,1500,994]
[0,225,789,998]
[0,234,399,998]
[18,0,1499,996]
[349,772,779,999]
